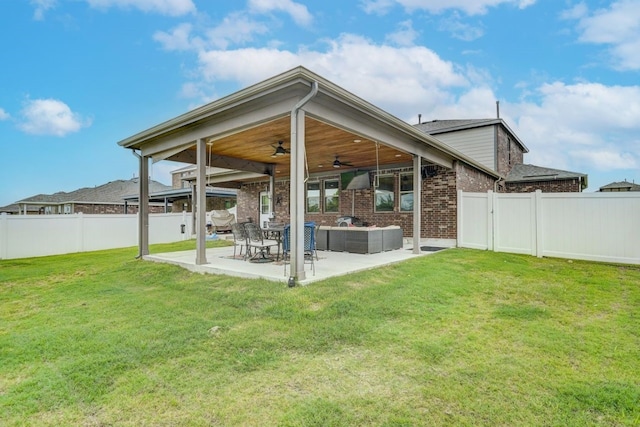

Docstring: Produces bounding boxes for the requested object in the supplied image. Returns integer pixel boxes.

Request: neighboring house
[504,164,587,193]
[415,118,587,192]
[123,184,238,213]
[599,180,640,192]
[1,178,171,215]
[170,165,238,212]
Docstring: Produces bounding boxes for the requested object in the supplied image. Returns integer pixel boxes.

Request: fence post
[77,212,85,253]
[0,212,7,259]
[535,190,543,258]
[486,191,494,251]
[457,190,463,248]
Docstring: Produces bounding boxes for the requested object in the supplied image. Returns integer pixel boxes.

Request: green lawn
[1,242,639,426]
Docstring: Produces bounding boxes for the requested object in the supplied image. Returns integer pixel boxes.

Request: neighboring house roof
[415,118,529,153]
[123,186,237,203]
[15,178,172,206]
[599,181,640,192]
[0,203,41,214]
[505,164,588,189]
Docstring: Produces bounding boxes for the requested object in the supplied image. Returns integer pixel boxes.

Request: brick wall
[505,179,582,193]
[455,162,496,192]
[496,125,524,176]
[235,164,477,240]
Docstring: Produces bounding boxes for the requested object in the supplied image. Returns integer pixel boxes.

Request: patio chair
[282,223,315,276]
[244,222,280,262]
[231,222,249,259]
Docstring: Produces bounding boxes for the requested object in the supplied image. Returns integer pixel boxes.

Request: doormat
[420,246,447,252]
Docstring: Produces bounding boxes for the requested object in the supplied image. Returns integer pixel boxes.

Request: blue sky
[1,0,639,207]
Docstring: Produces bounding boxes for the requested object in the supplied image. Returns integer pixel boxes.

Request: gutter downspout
[288,81,319,287]
[130,149,149,259]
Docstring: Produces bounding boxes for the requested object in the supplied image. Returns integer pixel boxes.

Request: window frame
[306,181,321,213]
[399,172,413,212]
[374,174,395,213]
[323,179,339,213]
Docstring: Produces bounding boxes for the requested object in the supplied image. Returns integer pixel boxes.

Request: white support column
[412,155,422,254]
[289,110,306,282]
[287,81,318,286]
[195,138,208,265]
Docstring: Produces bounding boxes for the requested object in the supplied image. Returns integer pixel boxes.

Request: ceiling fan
[270,140,290,157]
[332,156,354,168]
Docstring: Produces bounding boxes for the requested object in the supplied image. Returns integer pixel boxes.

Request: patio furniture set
[230,221,317,276]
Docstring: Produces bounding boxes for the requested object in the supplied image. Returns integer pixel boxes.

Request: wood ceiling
[190,116,413,182]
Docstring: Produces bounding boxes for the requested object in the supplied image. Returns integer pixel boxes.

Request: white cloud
[438,12,484,40]
[0,108,10,121]
[85,0,196,16]
[206,12,271,49]
[508,82,640,172]
[18,99,91,137]
[362,0,536,16]
[248,0,313,27]
[564,0,640,70]
[571,150,637,171]
[385,20,420,46]
[194,33,468,120]
[155,12,638,181]
[30,0,56,20]
[153,23,201,51]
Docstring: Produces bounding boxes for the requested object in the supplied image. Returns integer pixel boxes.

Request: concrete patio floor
[144,239,449,285]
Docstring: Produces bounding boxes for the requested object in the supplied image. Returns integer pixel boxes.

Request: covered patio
[118,66,490,285]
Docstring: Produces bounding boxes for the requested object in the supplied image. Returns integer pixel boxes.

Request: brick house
[599,180,640,192]
[117,66,585,279]
[2,178,170,215]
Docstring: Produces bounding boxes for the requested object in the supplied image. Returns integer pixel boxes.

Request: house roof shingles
[599,181,640,191]
[506,163,587,185]
[14,178,172,206]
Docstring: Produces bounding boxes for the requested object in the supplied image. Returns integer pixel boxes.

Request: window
[375,175,395,212]
[508,138,512,165]
[400,173,413,212]
[306,182,320,213]
[324,180,339,212]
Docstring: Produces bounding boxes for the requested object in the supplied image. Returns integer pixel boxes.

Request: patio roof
[118,66,499,181]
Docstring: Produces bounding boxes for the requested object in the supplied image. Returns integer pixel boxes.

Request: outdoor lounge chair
[209,209,235,232]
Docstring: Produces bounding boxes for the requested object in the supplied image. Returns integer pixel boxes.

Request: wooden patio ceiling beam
[167,150,275,176]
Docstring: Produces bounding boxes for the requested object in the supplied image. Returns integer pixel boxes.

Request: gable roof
[415,118,529,153]
[506,164,588,189]
[599,180,640,191]
[15,178,172,206]
[118,66,502,182]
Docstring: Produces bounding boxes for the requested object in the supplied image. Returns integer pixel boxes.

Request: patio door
[259,191,272,228]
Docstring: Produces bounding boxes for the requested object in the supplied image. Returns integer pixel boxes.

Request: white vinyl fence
[457,190,640,265]
[0,212,193,260]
